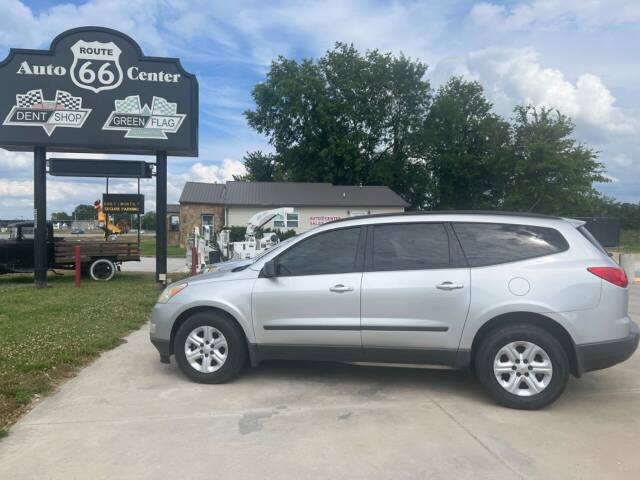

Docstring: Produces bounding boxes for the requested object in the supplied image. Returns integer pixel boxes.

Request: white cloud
[464,47,637,134]
[187,159,246,184]
[470,0,640,31]
[0,178,32,197]
[0,149,31,173]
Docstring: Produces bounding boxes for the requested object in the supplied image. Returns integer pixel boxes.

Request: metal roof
[179,181,409,207]
[179,182,225,204]
[167,204,180,214]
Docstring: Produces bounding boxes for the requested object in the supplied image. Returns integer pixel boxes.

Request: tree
[244,43,432,206]
[233,151,276,181]
[422,77,511,209]
[72,204,96,220]
[51,211,71,221]
[503,105,608,214]
[244,45,614,214]
[141,211,156,230]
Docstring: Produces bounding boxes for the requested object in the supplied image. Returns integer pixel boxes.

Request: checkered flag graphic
[16,89,44,108]
[55,91,82,110]
[151,96,177,116]
[115,96,142,114]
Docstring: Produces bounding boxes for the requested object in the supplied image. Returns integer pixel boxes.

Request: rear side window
[276,227,361,276]
[452,223,569,267]
[372,223,450,271]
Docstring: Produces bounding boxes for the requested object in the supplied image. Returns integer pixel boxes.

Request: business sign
[0,27,198,156]
[103,193,144,214]
[309,215,342,225]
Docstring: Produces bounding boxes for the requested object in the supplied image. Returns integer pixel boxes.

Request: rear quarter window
[577,226,608,255]
[452,222,569,267]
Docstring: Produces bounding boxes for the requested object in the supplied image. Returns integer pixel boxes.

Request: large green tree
[244,43,432,206]
[72,204,96,220]
[243,44,613,214]
[422,77,512,209]
[502,105,608,214]
[233,151,276,181]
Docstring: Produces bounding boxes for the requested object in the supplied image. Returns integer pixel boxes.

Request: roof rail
[323,210,563,226]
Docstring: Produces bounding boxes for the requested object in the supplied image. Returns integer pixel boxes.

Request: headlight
[157,282,188,304]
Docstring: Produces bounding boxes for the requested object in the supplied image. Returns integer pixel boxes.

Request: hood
[182,265,258,286]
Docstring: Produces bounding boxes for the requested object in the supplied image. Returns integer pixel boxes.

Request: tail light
[587,267,628,288]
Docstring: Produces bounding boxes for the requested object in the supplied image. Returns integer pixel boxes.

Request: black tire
[475,323,570,410]
[174,311,247,384]
[89,258,116,281]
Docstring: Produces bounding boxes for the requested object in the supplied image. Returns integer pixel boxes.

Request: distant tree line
[237,43,639,226]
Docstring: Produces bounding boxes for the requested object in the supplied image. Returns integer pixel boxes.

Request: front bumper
[576,321,639,374]
[150,302,183,364]
[151,338,171,364]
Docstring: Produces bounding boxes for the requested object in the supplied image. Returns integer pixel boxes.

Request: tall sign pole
[156,151,167,284]
[33,146,47,288]
[0,27,198,287]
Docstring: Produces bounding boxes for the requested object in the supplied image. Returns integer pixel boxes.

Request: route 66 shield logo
[70,40,123,93]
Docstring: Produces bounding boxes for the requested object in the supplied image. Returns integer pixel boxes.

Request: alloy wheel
[493,341,553,396]
[184,325,228,373]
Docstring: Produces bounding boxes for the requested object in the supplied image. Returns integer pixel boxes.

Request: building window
[169,215,180,231]
[201,214,214,230]
[286,213,299,228]
[274,213,299,228]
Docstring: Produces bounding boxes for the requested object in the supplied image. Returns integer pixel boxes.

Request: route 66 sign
[70,40,123,93]
[0,27,198,156]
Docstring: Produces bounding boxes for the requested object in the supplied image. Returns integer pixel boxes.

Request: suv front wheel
[475,323,570,410]
[174,312,247,384]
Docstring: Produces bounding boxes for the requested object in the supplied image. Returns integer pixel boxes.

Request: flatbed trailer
[0,222,140,281]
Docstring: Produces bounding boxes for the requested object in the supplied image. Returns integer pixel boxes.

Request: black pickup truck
[0,222,140,281]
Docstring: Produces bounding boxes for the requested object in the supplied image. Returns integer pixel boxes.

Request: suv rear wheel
[475,323,569,409]
[174,312,247,384]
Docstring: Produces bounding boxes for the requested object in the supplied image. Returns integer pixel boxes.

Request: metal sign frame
[49,158,153,178]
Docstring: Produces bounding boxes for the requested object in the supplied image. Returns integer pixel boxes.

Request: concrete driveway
[120,256,188,274]
[1,291,639,479]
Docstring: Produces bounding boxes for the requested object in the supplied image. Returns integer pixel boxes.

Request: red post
[74,244,81,288]
[191,246,198,275]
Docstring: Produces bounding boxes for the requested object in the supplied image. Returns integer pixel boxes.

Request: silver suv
[150,212,638,409]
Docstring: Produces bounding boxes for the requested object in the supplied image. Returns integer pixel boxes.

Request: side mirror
[261,259,277,278]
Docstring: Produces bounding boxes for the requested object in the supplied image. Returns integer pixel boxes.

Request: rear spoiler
[562,217,586,228]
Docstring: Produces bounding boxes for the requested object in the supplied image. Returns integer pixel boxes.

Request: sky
[0,0,639,218]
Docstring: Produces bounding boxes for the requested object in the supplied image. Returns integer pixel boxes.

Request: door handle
[329,284,354,293]
[436,281,464,291]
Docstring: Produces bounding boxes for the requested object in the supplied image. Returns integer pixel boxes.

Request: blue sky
[1,0,639,218]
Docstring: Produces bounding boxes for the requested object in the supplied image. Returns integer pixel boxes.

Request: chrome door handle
[329,284,354,293]
[436,281,464,291]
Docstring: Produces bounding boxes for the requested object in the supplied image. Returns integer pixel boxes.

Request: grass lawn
[617,230,640,253]
[0,272,159,437]
[139,238,186,257]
